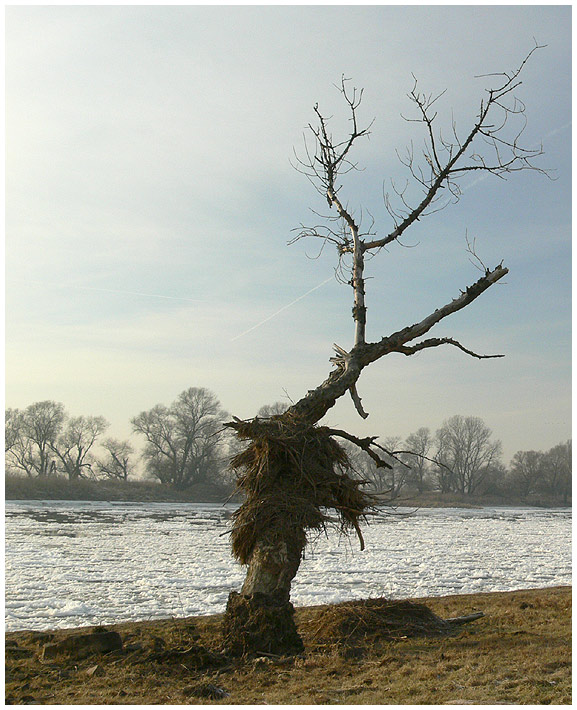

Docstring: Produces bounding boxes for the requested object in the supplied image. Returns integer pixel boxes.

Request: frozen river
[5,500,571,632]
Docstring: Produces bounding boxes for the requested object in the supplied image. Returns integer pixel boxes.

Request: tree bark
[222,531,307,656]
[241,537,304,600]
[222,466,309,656]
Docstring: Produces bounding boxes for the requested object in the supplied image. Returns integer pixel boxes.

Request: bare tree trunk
[221,429,318,655]
[222,264,511,656]
[222,522,307,655]
[241,538,304,599]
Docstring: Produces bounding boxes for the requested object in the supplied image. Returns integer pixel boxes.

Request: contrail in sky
[13,126,569,335]
[231,276,334,342]
[12,279,205,303]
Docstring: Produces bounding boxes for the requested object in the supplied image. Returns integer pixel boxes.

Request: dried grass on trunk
[228,414,377,565]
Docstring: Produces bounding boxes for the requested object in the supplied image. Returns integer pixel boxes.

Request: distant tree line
[346,415,571,505]
[5,388,230,491]
[6,402,114,481]
[4,391,572,504]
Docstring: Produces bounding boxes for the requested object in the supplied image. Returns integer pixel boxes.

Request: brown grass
[5,586,570,705]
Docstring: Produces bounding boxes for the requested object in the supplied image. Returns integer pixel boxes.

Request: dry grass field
[5,586,571,705]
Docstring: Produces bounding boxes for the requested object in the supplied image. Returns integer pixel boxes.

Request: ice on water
[5,501,571,631]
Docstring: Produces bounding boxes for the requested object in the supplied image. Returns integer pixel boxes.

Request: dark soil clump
[222,591,304,656]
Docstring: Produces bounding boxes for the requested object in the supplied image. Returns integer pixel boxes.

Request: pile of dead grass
[308,598,453,650]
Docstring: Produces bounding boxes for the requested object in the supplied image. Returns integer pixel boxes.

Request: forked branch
[290,263,509,425]
[368,42,547,251]
[360,264,509,366]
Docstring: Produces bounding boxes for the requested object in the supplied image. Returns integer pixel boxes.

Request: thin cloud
[10,279,205,303]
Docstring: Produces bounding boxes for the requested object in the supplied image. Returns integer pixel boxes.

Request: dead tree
[222,46,546,655]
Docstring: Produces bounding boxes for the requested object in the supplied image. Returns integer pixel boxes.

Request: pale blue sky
[5,5,571,463]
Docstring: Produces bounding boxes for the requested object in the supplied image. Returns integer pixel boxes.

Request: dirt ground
[5,586,571,705]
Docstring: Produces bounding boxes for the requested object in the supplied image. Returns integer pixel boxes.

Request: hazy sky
[5,5,571,463]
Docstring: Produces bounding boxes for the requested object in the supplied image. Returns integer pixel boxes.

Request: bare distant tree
[5,408,22,454]
[435,415,502,496]
[132,387,228,489]
[96,438,134,481]
[540,440,571,504]
[380,436,411,497]
[5,408,30,475]
[219,46,547,654]
[403,428,433,493]
[507,450,545,498]
[51,415,109,480]
[5,401,66,477]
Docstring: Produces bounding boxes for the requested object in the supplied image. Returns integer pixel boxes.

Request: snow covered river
[5,500,571,632]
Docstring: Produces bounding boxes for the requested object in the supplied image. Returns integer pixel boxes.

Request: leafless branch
[349,384,369,419]
[288,48,543,427]
[324,428,393,470]
[358,263,509,366]
[465,232,489,272]
[397,337,504,360]
[365,43,548,252]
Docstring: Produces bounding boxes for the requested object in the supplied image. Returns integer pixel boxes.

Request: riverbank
[4,475,233,504]
[5,586,571,705]
[5,475,569,508]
